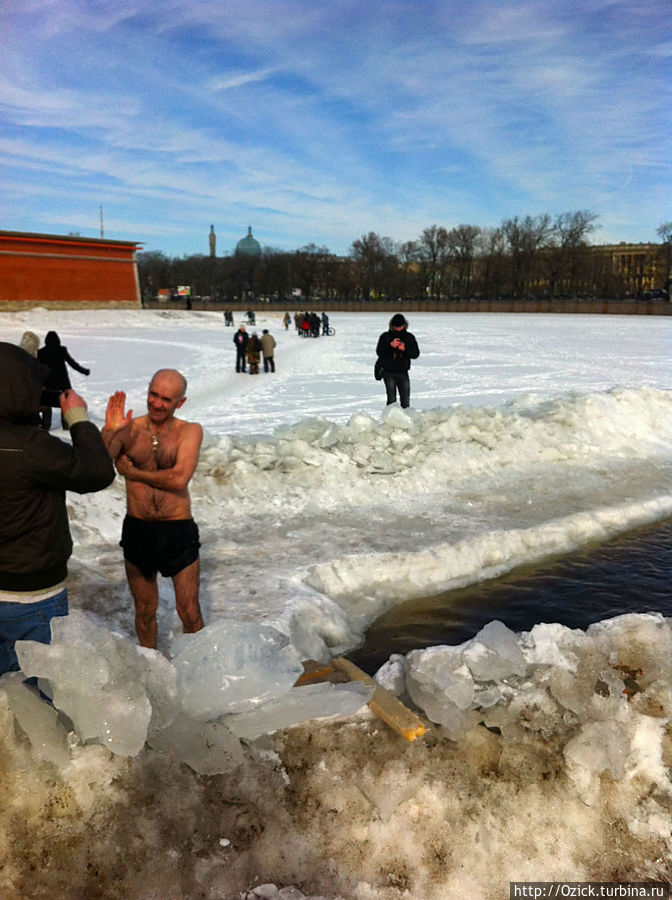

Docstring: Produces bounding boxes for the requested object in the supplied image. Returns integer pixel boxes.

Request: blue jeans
[0,590,68,676]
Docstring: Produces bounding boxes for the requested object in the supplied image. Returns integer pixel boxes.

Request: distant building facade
[590,243,664,296]
[526,242,666,299]
[0,230,142,309]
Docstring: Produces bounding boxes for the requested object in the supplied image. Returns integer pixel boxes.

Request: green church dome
[235,226,261,257]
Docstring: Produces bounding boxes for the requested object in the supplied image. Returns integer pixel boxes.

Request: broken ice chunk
[462,620,526,682]
[148,712,244,775]
[225,681,373,741]
[137,647,179,739]
[405,645,474,732]
[347,412,377,433]
[173,620,304,720]
[16,612,152,756]
[382,405,416,429]
[520,621,587,672]
[374,654,407,697]
[243,886,308,900]
[564,719,630,806]
[1,673,69,767]
[587,613,672,686]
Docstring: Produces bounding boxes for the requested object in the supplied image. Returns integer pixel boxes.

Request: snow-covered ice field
[1,308,671,899]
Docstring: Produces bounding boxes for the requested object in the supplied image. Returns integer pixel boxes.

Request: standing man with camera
[375,313,420,409]
[0,342,114,674]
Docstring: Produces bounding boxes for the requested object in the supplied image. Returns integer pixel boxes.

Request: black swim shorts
[120,516,200,579]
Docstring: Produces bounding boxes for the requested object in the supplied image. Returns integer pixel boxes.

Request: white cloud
[208,68,277,92]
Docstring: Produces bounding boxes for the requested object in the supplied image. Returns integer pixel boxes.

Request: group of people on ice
[294,311,329,337]
[233,325,276,374]
[223,308,256,327]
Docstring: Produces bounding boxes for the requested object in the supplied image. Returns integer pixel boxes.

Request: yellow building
[592,242,663,295]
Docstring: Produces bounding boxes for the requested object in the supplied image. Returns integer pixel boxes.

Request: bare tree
[350,232,397,299]
[448,225,481,297]
[417,225,451,299]
[397,240,421,299]
[332,256,359,301]
[137,251,174,302]
[544,211,599,297]
[479,228,506,299]
[500,214,552,297]
[292,244,331,301]
[259,249,293,303]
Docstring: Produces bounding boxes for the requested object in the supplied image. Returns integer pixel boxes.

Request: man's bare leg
[172,559,204,634]
[125,560,159,648]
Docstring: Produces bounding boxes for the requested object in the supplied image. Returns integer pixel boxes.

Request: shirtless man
[103,369,204,648]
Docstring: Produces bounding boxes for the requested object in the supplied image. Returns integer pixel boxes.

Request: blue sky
[1,0,670,257]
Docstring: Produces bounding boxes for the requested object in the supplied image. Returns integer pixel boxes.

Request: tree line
[138,213,672,304]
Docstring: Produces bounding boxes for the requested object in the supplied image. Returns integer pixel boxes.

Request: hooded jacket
[375,328,420,374]
[0,343,115,591]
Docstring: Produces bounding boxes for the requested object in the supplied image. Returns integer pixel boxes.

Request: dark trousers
[40,407,67,430]
[383,371,411,408]
[236,351,246,372]
[263,356,275,372]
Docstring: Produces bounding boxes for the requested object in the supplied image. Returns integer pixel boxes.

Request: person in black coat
[375,313,420,409]
[37,331,90,430]
[233,325,249,372]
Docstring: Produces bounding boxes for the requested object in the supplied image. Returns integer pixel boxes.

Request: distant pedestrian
[261,329,276,373]
[37,331,91,430]
[283,312,291,330]
[19,331,39,357]
[375,313,420,409]
[321,312,329,335]
[234,324,248,372]
[246,333,262,374]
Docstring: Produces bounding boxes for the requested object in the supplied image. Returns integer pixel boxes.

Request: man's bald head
[150,369,187,399]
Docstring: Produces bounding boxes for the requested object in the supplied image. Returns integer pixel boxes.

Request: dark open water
[349,518,672,675]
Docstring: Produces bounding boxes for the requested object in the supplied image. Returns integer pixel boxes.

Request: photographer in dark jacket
[375,313,420,409]
[0,343,115,675]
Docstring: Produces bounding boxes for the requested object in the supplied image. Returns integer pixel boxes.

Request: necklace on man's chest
[148,423,160,452]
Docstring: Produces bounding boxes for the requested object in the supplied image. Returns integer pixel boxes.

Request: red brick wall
[0,232,141,305]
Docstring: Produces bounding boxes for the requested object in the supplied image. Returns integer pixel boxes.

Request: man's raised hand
[105,391,133,433]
